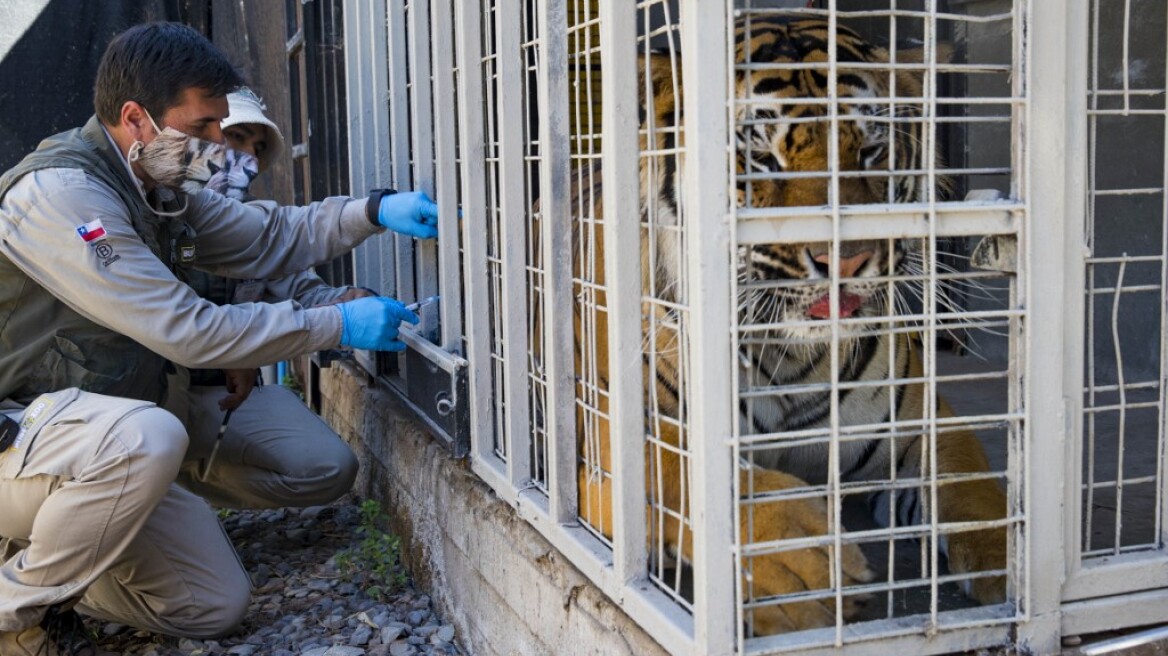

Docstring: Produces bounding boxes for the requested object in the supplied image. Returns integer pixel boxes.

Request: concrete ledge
[317,362,669,656]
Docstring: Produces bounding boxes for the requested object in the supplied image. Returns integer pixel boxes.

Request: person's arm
[262,269,369,307]
[0,169,343,369]
[184,189,382,280]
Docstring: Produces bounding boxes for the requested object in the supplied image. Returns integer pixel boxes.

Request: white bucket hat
[222,87,285,171]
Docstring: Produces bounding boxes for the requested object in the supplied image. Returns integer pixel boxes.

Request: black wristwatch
[366,188,398,227]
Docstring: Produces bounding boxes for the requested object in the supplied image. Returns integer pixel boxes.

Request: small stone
[407,611,427,626]
[350,625,373,646]
[101,623,126,637]
[178,638,206,651]
[307,578,333,592]
[228,645,259,656]
[436,626,455,643]
[389,642,416,656]
[301,649,330,656]
[414,625,438,638]
[380,626,404,644]
[301,505,328,520]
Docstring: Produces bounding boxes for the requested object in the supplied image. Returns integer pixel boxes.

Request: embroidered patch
[13,397,55,450]
[93,240,121,267]
[76,219,106,242]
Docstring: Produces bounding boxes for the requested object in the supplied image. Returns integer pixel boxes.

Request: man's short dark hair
[94,22,243,125]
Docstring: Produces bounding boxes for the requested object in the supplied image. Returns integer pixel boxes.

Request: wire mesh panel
[522,0,552,493]
[1056,0,1168,622]
[569,0,614,545]
[1080,0,1168,561]
[729,1,1027,651]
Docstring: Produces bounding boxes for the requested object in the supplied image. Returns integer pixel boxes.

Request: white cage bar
[340,0,1168,652]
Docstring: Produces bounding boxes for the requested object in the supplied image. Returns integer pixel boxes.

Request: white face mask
[128,110,227,196]
[201,148,259,200]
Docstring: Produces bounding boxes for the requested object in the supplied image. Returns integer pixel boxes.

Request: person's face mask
[128,109,227,195]
[202,149,260,200]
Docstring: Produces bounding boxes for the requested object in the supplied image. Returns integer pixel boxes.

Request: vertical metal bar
[1020,0,1082,650]
[430,0,463,349]
[679,0,734,652]
[454,0,494,466]
[353,0,392,256]
[387,0,413,302]
[923,0,942,628]
[1158,16,1168,550]
[597,0,646,583]
[497,0,533,487]
[342,0,368,294]
[1066,0,1091,580]
[1111,260,1129,553]
[408,0,439,304]
[536,0,577,523]
[823,0,847,640]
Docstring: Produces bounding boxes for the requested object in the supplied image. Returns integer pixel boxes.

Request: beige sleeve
[0,169,347,369]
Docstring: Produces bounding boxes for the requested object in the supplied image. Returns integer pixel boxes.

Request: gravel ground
[87,496,463,656]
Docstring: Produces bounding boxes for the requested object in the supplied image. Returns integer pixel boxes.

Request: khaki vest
[0,116,179,404]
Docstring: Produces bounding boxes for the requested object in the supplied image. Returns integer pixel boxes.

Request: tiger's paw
[740,470,874,634]
[947,526,1008,605]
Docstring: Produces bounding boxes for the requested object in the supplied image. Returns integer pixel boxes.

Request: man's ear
[119,100,153,142]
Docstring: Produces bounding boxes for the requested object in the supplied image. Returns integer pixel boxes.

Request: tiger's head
[732,18,938,342]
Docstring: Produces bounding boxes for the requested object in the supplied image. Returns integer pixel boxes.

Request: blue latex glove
[337,296,420,351]
[378,191,439,239]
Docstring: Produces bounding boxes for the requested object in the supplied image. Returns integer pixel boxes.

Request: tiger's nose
[814,250,873,279]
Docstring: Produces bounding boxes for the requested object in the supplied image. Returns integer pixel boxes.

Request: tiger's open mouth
[807,290,865,319]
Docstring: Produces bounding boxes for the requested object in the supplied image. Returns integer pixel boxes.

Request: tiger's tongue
[808,291,864,320]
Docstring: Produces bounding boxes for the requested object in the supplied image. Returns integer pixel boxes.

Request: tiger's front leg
[931,416,1008,604]
[738,467,875,634]
[893,370,1009,604]
[577,419,874,635]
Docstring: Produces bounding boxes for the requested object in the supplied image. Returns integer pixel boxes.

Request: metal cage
[339,0,1168,652]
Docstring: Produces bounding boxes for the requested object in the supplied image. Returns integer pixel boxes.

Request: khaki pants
[0,389,250,637]
[169,379,359,509]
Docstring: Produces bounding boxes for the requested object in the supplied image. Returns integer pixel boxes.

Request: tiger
[569,17,1008,635]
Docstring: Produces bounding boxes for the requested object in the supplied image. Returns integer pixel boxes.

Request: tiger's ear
[888,41,954,94]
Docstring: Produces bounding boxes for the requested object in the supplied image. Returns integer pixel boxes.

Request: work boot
[0,603,98,655]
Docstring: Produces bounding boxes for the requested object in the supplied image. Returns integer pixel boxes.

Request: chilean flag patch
[76,219,106,242]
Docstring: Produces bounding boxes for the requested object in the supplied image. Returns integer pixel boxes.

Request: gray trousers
[170,379,359,510]
[0,379,358,637]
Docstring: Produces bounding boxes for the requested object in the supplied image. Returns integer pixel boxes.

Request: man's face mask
[202,149,259,200]
[128,109,227,195]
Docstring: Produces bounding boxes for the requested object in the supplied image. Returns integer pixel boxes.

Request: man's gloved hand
[378,191,439,239]
[337,296,420,351]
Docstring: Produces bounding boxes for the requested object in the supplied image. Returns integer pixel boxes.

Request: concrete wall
[316,361,669,656]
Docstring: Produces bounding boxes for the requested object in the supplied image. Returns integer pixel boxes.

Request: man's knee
[313,443,359,502]
[113,406,189,485]
[171,570,251,639]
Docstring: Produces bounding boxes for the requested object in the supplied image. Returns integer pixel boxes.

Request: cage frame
[339,0,1168,652]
